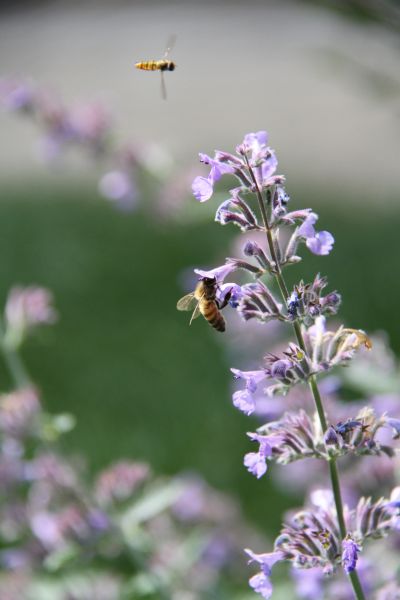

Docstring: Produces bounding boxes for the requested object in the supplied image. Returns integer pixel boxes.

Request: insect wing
[189,303,201,325]
[177,292,197,311]
[160,71,167,100]
[163,34,177,59]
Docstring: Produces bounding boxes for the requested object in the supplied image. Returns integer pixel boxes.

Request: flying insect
[135,35,176,100]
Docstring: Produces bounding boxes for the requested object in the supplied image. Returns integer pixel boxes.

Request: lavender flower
[297,213,335,256]
[245,549,284,599]
[244,433,282,478]
[342,536,361,574]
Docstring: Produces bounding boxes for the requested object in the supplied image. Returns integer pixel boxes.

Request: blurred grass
[0,181,398,534]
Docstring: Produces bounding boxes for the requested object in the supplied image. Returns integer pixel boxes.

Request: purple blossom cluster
[182,131,400,599]
[0,285,262,599]
[0,78,192,217]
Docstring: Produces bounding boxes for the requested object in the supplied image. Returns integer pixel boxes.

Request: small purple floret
[306,231,335,256]
[192,176,214,202]
[297,213,334,256]
[245,549,283,599]
[342,537,361,574]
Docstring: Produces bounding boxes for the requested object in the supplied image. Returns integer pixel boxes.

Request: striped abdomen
[200,300,225,332]
[135,60,175,71]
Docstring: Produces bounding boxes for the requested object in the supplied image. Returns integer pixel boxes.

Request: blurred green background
[0,180,398,535]
[1,0,400,539]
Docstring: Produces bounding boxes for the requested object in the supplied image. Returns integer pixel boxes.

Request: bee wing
[189,302,201,325]
[177,292,197,311]
[163,34,177,59]
[160,71,167,101]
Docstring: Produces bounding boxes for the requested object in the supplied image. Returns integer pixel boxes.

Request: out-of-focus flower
[4,286,57,348]
[95,461,151,506]
[99,170,138,211]
[0,388,40,437]
[0,80,36,112]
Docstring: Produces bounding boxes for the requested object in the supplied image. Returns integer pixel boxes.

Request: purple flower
[192,176,214,202]
[231,368,267,415]
[244,449,269,479]
[240,131,269,157]
[342,536,361,574]
[245,549,283,599]
[244,432,282,478]
[236,131,282,189]
[199,153,234,182]
[324,426,339,446]
[192,153,234,202]
[306,231,334,256]
[385,417,400,439]
[297,213,334,256]
[194,262,237,283]
[217,283,243,308]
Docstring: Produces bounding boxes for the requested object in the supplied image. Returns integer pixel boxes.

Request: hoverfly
[177,277,232,333]
[135,35,176,100]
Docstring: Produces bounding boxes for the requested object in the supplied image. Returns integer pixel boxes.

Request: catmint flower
[324,426,340,446]
[194,261,238,283]
[342,535,361,574]
[215,193,260,231]
[192,176,214,202]
[217,282,243,308]
[271,186,290,220]
[244,432,284,478]
[286,276,341,323]
[231,368,267,415]
[304,317,372,373]
[297,213,334,256]
[245,548,284,599]
[243,240,274,272]
[263,344,311,395]
[254,410,325,466]
[199,153,235,181]
[192,152,235,202]
[238,281,284,323]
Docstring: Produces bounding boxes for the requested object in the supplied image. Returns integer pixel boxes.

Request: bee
[176,277,231,333]
[135,35,176,100]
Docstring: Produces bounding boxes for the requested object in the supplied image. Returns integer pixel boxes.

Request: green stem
[245,161,366,600]
[0,319,31,389]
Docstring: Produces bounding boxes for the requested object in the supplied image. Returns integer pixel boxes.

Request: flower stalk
[186,131,397,599]
[246,160,366,600]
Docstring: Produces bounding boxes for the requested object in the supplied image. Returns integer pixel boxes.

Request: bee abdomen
[201,302,225,332]
[135,61,159,71]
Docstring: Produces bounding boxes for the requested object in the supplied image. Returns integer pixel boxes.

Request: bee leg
[216,288,233,310]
